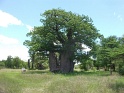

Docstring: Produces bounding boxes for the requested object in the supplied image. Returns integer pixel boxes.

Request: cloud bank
[0,10,23,27]
[0,10,31,60]
[0,44,29,61]
[0,34,19,44]
[0,10,33,31]
[26,24,34,31]
[0,34,29,61]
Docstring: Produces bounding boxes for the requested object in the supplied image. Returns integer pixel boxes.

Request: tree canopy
[24,8,100,73]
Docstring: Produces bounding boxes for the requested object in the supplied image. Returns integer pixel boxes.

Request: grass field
[0,69,124,93]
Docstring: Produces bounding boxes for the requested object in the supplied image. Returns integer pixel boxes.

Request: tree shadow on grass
[24,69,112,77]
[110,81,124,93]
[54,70,111,77]
[25,69,50,74]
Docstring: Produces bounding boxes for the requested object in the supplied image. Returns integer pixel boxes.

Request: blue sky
[0,0,124,60]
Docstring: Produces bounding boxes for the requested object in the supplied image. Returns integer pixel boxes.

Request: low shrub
[118,65,124,75]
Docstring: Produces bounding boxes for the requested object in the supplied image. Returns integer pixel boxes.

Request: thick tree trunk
[49,52,60,72]
[60,51,75,73]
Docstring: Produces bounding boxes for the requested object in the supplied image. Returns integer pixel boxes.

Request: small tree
[5,56,13,68]
[13,57,22,69]
[0,60,5,69]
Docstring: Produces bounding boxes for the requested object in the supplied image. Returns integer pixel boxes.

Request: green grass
[0,69,124,93]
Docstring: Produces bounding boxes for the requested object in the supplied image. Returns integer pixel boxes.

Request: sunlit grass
[0,69,124,93]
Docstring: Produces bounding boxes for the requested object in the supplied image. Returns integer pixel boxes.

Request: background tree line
[0,55,49,70]
[94,35,124,75]
[0,56,27,69]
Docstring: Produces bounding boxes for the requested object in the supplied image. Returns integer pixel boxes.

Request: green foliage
[0,61,5,69]
[35,60,48,70]
[94,35,124,75]
[4,56,27,69]
[23,8,100,73]
[21,61,28,69]
[74,64,80,69]
[13,57,22,69]
[80,59,94,71]
[118,64,124,75]
[5,56,13,68]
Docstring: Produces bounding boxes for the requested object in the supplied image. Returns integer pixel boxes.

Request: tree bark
[32,53,35,69]
[49,52,60,72]
[60,51,75,73]
[70,61,75,72]
[28,59,30,69]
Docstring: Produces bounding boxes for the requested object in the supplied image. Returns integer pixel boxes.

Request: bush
[74,64,80,69]
[118,65,124,75]
[0,62,5,69]
[21,62,28,69]
[79,63,89,71]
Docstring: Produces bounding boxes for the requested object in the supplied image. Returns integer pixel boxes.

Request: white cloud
[0,45,29,61]
[26,24,33,31]
[0,35,29,61]
[0,10,31,60]
[0,10,33,32]
[0,10,23,27]
[0,34,19,44]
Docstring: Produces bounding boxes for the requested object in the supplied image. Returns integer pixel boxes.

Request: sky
[0,0,124,61]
